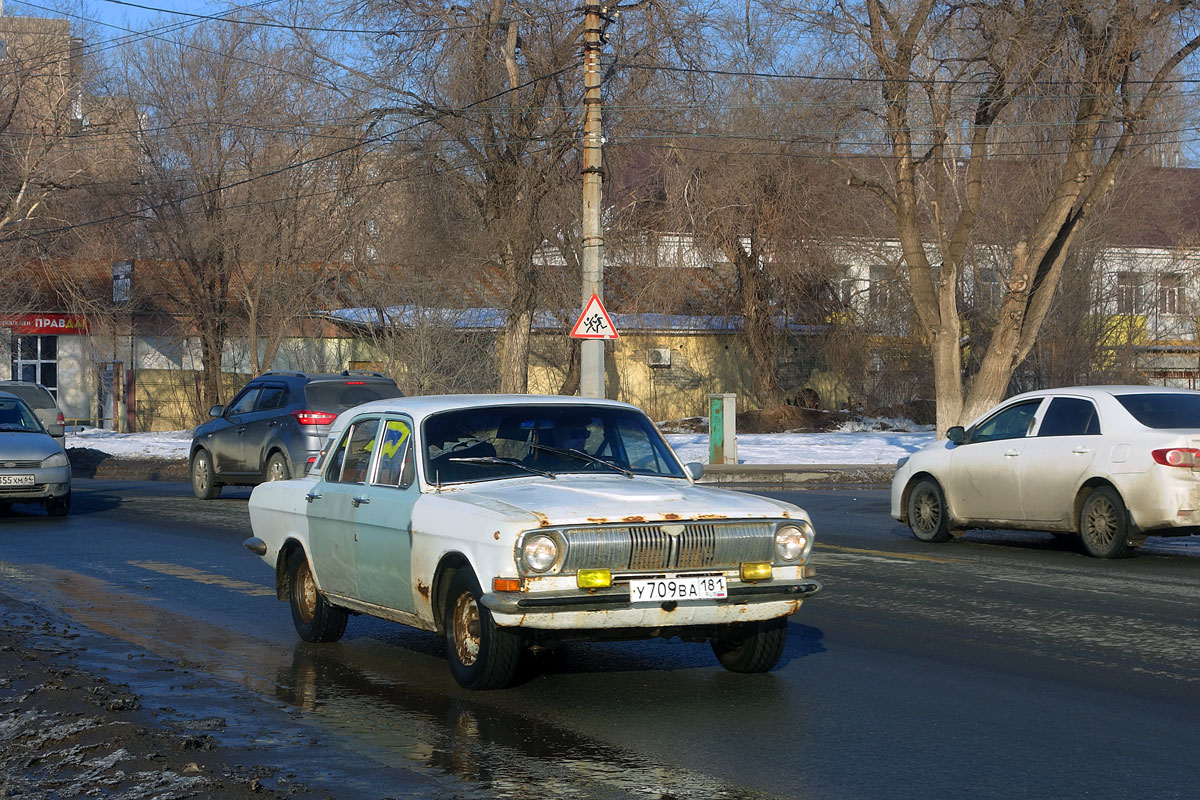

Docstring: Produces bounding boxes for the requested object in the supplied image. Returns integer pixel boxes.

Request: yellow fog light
[577,569,612,589]
[740,562,773,582]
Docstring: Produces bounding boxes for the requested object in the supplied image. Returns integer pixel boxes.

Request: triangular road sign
[570,293,620,339]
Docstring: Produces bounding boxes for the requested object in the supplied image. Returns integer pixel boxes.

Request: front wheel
[44,492,70,517]
[191,450,222,500]
[907,478,953,542]
[444,570,522,690]
[711,617,787,673]
[1079,486,1134,559]
[289,554,348,642]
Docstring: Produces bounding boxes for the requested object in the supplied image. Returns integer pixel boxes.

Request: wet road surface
[1,479,1198,799]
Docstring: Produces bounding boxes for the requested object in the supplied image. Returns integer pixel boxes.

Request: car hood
[437,474,806,527]
[0,431,62,460]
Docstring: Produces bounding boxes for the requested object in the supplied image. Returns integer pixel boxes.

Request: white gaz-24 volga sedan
[246,394,821,689]
[892,385,1200,558]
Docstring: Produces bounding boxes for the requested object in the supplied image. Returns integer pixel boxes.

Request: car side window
[1037,397,1101,437]
[969,400,1042,443]
[256,385,288,412]
[372,418,415,489]
[325,419,380,484]
[226,387,261,416]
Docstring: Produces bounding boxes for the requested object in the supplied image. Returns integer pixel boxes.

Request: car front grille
[560,521,775,572]
[0,460,41,469]
[0,484,46,496]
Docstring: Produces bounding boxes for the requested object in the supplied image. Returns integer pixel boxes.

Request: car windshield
[1115,393,1200,428]
[0,398,44,432]
[0,385,55,409]
[423,404,685,484]
[304,381,402,413]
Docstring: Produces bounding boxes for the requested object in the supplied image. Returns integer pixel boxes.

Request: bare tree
[805,0,1200,433]
[124,18,374,413]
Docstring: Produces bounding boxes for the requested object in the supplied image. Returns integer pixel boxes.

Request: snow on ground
[67,423,935,465]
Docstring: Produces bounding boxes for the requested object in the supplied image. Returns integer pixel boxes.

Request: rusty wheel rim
[452,591,481,667]
[1084,498,1117,548]
[296,561,317,624]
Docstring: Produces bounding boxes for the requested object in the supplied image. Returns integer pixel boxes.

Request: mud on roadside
[0,593,336,799]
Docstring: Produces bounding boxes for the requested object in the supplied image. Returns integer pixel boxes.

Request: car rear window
[304,381,402,412]
[0,384,56,408]
[1114,393,1200,428]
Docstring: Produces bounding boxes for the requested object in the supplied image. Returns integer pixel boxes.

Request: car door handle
[305,492,322,503]
[351,496,370,507]
[237,426,247,434]
[1073,447,1091,454]
[268,420,279,427]
[1004,449,1020,457]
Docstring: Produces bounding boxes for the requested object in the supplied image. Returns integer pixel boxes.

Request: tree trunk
[498,241,537,393]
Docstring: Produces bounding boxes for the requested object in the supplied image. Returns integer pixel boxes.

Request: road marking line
[815,543,967,564]
[128,560,275,597]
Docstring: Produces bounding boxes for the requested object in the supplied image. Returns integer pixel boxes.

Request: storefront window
[11,335,58,399]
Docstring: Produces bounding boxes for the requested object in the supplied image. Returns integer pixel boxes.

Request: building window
[868,265,892,311]
[11,335,58,399]
[1159,273,1185,315]
[1116,271,1142,314]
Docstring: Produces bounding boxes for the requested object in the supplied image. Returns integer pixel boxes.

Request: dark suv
[189,371,403,499]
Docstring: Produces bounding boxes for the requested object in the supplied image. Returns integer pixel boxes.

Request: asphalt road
[1,479,1197,800]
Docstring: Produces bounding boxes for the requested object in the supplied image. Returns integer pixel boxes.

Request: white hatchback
[891,385,1200,558]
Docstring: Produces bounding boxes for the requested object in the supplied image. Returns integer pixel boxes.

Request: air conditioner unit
[647,347,672,367]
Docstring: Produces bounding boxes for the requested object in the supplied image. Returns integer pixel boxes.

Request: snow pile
[66,426,936,466]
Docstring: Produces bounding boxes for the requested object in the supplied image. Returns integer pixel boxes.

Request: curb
[66,451,895,487]
[697,463,895,487]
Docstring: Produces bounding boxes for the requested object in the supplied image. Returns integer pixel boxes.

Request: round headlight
[775,522,813,562]
[41,451,69,469]
[522,534,559,573]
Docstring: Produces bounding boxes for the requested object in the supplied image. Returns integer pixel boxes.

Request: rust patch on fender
[622,516,646,523]
[587,517,609,524]
[416,582,430,601]
[695,514,728,520]
[533,511,551,527]
[662,513,681,520]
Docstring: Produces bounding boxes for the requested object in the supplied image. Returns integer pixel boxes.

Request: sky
[67,422,937,465]
[5,0,241,38]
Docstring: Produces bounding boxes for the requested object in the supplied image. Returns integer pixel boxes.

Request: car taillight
[292,409,338,426]
[344,381,365,385]
[55,411,64,425]
[1152,447,1200,467]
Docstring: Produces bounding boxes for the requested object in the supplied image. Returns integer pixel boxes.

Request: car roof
[336,393,643,423]
[253,372,396,383]
[1007,385,1200,402]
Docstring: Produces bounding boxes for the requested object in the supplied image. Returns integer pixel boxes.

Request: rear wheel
[44,492,70,517]
[444,570,522,690]
[1079,486,1134,559]
[265,452,291,482]
[289,554,348,642]
[190,449,222,500]
[711,617,788,673]
[907,478,953,542]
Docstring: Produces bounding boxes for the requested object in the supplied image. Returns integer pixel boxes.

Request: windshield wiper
[448,456,557,479]
[524,443,634,478]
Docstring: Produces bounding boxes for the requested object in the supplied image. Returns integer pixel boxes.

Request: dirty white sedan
[246,394,820,689]
[892,385,1200,558]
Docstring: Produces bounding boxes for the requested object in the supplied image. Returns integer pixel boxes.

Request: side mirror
[209,405,224,418]
[684,461,704,480]
[946,426,966,444]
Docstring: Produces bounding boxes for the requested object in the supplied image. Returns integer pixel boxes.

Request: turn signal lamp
[740,562,773,582]
[577,569,612,589]
[492,577,521,592]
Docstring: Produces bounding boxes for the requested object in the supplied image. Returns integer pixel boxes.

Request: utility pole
[580,4,607,398]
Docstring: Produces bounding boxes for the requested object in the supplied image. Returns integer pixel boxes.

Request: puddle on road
[0,560,784,800]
